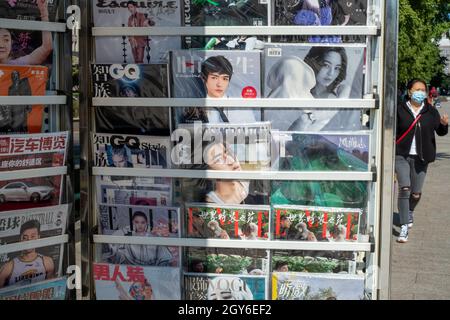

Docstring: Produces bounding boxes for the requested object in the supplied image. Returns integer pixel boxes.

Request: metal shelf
[93,235,371,252]
[92,25,379,37]
[0,18,66,32]
[0,96,67,105]
[92,167,374,181]
[92,97,376,109]
[0,235,68,255]
[0,166,67,181]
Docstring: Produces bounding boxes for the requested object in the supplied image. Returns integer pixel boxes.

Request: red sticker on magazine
[242,86,257,98]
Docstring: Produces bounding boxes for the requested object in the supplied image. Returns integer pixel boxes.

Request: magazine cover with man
[0,131,68,171]
[92,0,182,64]
[175,121,271,171]
[94,263,181,300]
[271,131,370,172]
[98,203,180,237]
[0,0,60,21]
[184,273,267,300]
[262,44,365,132]
[186,203,270,240]
[0,65,48,134]
[92,133,171,168]
[0,175,63,212]
[0,276,67,300]
[182,0,268,49]
[272,204,361,242]
[96,175,173,207]
[0,243,65,290]
[185,247,269,275]
[272,272,365,300]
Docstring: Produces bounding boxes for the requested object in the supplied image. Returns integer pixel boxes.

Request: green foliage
[398,0,450,87]
[272,256,347,273]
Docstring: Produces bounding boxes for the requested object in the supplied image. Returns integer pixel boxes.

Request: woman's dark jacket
[396,100,448,163]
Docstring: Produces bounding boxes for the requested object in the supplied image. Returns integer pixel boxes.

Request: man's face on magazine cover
[127,4,137,14]
[205,73,230,98]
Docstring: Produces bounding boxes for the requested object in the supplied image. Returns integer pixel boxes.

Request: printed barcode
[268,48,282,57]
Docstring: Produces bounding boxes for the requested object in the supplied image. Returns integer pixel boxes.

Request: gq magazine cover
[182,0,268,49]
[0,205,68,290]
[0,131,68,171]
[0,65,48,134]
[262,43,366,132]
[92,0,182,64]
[0,0,60,21]
[92,63,171,136]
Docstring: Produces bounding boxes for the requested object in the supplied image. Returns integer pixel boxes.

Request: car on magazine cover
[0,181,54,203]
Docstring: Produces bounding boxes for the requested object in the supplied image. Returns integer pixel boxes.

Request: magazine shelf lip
[93,235,371,251]
[0,235,68,255]
[92,167,374,181]
[0,96,67,105]
[92,98,376,109]
[92,26,379,37]
[0,166,67,181]
[0,18,66,33]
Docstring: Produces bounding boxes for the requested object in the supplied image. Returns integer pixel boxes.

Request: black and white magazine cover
[92,133,171,168]
[0,205,68,290]
[262,43,365,131]
[98,203,180,238]
[0,0,60,21]
[182,0,268,49]
[171,49,261,125]
[96,175,173,207]
[93,0,182,63]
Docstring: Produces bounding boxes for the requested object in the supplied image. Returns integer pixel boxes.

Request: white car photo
[0,181,54,203]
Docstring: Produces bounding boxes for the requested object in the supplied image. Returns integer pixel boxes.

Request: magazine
[0,277,67,300]
[175,122,271,170]
[92,0,182,64]
[98,204,180,238]
[92,133,171,168]
[0,131,68,171]
[171,50,261,126]
[0,243,65,290]
[0,175,63,211]
[186,203,270,240]
[270,180,368,209]
[0,0,60,21]
[91,64,169,98]
[272,205,361,242]
[94,263,180,300]
[182,0,268,49]
[272,272,365,300]
[184,273,267,300]
[272,131,370,171]
[0,65,48,134]
[185,247,269,275]
[96,175,172,207]
[272,0,368,43]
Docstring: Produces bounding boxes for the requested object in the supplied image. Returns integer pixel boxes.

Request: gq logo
[110,135,140,149]
[109,64,140,80]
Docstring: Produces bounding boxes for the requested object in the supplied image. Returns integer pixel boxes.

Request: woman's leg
[409,156,428,212]
[395,155,411,226]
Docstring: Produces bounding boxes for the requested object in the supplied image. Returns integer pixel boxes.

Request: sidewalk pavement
[390,100,450,299]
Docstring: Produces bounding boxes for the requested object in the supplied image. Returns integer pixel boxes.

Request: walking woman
[395,79,448,243]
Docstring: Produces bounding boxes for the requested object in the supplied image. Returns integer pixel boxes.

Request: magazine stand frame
[0,1,76,300]
[79,0,398,300]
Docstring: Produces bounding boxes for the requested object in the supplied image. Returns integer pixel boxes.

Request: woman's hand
[441,113,449,126]
[37,0,49,21]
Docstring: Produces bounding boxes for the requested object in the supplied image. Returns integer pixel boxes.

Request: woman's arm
[436,112,449,136]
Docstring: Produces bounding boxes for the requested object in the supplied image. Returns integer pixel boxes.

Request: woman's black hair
[201,55,233,81]
[132,211,148,222]
[405,78,428,101]
[304,47,348,92]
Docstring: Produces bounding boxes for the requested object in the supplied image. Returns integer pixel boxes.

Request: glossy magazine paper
[0,277,67,300]
[0,0,60,21]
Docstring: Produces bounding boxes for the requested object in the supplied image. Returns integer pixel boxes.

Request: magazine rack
[0,3,75,300]
[80,0,398,300]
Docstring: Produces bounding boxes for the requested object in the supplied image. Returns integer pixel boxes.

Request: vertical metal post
[378,0,399,300]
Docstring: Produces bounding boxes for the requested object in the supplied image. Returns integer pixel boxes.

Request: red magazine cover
[0,64,48,133]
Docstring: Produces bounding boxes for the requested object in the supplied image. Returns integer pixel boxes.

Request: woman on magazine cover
[0,0,52,65]
[395,79,448,243]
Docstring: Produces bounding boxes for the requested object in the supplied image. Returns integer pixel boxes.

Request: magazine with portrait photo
[93,0,182,64]
[0,276,67,300]
[185,203,270,240]
[94,263,180,300]
[184,272,267,300]
[98,203,180,238]
[92,133,171,169]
